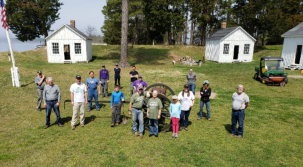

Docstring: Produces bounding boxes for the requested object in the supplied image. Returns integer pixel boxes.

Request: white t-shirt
[178,91,195,111]
[232,92,249,110]
[70,83,87,102]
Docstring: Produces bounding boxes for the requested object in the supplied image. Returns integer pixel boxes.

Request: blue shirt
[114,68,121,76]
[169,103,181,119]
[85,77,100,90]
[111,91,125,106]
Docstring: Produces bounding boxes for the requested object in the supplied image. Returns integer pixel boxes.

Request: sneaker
[184,126,188,131]
[58,124,63,127]
[237,135,243,138]
[155,135,158,137]
[179,126,183,131]
[44,125,49,129]
[175,133,178,138]
[134,132,139,136]
[72,126,75,130]
[140,134,143,138]
[197,118,201,120]
[80,124,84,127]
[149,134,154,137]
[115,122,119,126]
[96,109,100,111]
[172,133,175,138]
[208,118,211,121]
[88,109,91,112]
[111,122,115,127]
[229,133,235,137]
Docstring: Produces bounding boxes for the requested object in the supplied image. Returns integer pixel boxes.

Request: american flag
[0,0,8,30]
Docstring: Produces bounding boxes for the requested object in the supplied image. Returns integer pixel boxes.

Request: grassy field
[0,45,302,166]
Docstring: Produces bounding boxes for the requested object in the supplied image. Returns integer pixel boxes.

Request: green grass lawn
[0,45,302,166]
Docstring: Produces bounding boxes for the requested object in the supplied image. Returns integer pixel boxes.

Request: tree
[6,0,63,43]
[120,0,131,68]
[84,25,97,39]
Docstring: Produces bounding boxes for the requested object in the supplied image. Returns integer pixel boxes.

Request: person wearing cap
[169,95,181,138]
[132,75,148,93]
[186,68,197,95]
[35,71,47,111]
[147,90,163,137]
[230,84,249,138]
[70,75,88,130]
[129,66,138,96]
[43,77,63,129]
[178,84,195,131]
[129,85,150,138]
[85,71,101,112]
[110,85,125,127]
[198,80,212,121]
[99,65,109,98]
[114,63,121,86]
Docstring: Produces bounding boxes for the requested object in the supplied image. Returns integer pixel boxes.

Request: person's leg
[118,76,120,86]
[238,110,245,136]
[184,108,191,127]
[79,102,85,125]
[188,85,193,93]
[88,89,93,110]
[175,118,179,133]
[131,108,138,133]
[138,110,144,134]
[192,84,196,95]
[130,82,133,96]
[149,119,154,135]
[154,119,159,136]
[206,101,210,119]
[198,101,204,118]
[53,101,62,125]
[45,101,52,126]
[37,89,43,110]
[71,103,79,127]
[171,117,176,133]
[114,76,117,86]
[112,104,117,123]
[231,110,237,135]
[179,110,185,127]
[101,81,105,97]
[115,103,121,123]
[94,89,100,109]
[105,81,108,97]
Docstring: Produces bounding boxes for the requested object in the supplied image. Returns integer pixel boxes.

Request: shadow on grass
[196,111,207,118]
[21,81,34,87]
[224,124,231,133]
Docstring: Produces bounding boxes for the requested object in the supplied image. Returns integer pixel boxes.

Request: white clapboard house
[205,22,256,63]
[281,22,303,68]
[45,20,92,63]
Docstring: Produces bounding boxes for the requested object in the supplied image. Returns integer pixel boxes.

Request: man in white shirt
[70,75,88,130]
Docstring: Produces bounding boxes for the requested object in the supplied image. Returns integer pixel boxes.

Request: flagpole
[5,28,15,68]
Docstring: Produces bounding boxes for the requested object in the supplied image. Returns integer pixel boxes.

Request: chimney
[221,22,227,29]
[70,20,75,27]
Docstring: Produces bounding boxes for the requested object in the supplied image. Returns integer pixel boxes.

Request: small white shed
[45,20,92,63]
[205,23,256,63]
[281,22,303,68]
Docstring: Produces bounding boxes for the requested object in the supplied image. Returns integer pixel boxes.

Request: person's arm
[121,92,125,101]
[71,92,74,106]
[190,99,195,108]
[98,83,101,95]
[37,76,45,86]
[200,88,203,95]
[202,88,211,96]
[158,108,162,119]
[85,91,88,104]
[106,70,109,83]
[129,102,132,111]
[99,71,102,83]
[143,82,148,91]
[43,88,47,107]
[195,74,197,81]
[56,86,61,107]
[169,104,172,115]
[245,102,249,109]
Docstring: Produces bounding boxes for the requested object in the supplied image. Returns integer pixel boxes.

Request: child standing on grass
[169,95,181,138]
[111,85,125,127]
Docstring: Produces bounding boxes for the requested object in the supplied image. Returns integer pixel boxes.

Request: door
[64,45,71,60]
[295,45,302,64]
[233,45,239,60]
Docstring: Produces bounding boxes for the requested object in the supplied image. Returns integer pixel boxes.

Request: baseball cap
[115,63,118,66]
[138,75,142,78]
[102,64,105,67]
[76,75,81,79]
[184,84,189,88]
[172,95,178,100]
[37,71,42,74]
[138,85,144,90]
[203,80,210,84]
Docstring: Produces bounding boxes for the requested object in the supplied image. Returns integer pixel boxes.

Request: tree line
[102,0,303,46]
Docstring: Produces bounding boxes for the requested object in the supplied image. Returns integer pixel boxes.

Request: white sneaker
[175,133,178,138]
[172,133,175,138]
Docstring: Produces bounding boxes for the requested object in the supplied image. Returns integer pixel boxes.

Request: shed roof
[281,22,303,37]
[45,24,91,40]
[207,26,256,41]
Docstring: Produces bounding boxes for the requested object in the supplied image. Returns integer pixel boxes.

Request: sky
[0,0,107,39]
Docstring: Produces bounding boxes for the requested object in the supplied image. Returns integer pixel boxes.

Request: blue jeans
[199,101,210,119]
[180,108,191,127]
[189,84,196,94]
[231,109,245,136]
[101,79,108,97]
[132,108,144,134]
[46,100,61,126]
[149,119,158,135]
[88,89,99,110]
[114,75,120,86]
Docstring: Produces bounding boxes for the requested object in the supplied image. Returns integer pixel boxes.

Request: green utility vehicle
[254,57,288,86]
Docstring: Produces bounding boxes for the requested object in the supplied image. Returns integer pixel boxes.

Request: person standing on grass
[169,95,181,138]
[35,71,47,111]
[178,84,195,131]
[186,68,197,95]
[111,85,125,127]
[147,90,163,138]
[85,71,101,112]
[129,85,150,139]
[43,77,63,129]
[114,63,121,86]
[198,80,212,121]
[132,75,148,93]
[70,75,88,130]
[99,65,109,98]
[129,66,138,97]
[230,84,249,138]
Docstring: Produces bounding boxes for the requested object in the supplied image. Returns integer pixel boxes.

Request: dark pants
[231,109,245,136]
[46,100,61,126]
[180,108,191,127]
[101,79,108,97]
[115,75,120,86]
[112,103,121,123]
[88,89,99,110]
[149,119,159,135]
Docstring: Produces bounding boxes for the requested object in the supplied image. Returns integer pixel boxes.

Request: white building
[281,22,303,68]
[205,23,256,63]
[45,20,92,63]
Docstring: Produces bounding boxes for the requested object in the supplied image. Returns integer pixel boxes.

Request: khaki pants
[37,89,43,109]
[71,102,85,126]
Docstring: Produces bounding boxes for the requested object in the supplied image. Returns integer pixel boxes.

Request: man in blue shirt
[85,71,101,112]
[111,85,125,127]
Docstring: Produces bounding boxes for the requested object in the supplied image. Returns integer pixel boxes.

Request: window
[75,43,81,54]
[244,44,250,54]
[52,43,59,54]
[223,44,229,54]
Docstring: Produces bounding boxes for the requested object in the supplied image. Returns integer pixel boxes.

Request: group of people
[35,66,249,139]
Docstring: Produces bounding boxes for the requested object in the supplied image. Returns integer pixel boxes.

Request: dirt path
[288,75,303,79]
